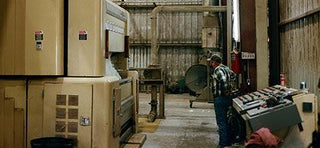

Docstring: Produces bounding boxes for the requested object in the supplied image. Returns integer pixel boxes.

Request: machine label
[79,30,87,40]
[35,30,43,40]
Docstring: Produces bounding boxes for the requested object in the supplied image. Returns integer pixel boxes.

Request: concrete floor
[138,93,220,148]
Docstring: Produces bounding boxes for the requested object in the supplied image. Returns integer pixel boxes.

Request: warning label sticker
[79,30,87,40]
[35,30,43,40]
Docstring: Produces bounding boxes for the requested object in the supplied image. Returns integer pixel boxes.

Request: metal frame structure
[150,5,231,65]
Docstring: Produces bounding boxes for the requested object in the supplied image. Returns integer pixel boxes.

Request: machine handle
[105,29,109,58]
[80,116,90,126]
[124,36,129,58]
[113,87,121,137]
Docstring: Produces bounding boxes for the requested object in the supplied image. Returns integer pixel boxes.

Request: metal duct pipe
[150,6,227,65]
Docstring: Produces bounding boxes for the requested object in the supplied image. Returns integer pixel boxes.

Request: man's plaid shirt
[211,64,236,97]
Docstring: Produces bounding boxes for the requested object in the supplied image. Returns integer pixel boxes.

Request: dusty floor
[137,93,309,148]
[138,93,220,148]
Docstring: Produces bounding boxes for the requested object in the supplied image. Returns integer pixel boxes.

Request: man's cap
[207,54,222,63]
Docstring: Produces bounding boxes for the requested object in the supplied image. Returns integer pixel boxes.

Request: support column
[268,0,280,86]
[256,0,269,89]
[159,84,164,119]
[148,85,158,122]
[240,0,257,92]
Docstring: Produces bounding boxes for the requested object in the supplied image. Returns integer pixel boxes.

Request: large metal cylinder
[185,64,208,93]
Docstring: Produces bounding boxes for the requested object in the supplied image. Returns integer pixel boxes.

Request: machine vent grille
[55,94,79,144]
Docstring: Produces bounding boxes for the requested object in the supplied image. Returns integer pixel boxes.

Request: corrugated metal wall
[117,0,204,89]
[158,12,203,44]
[279,1,320,99]
[159,46,201,87]
[129,9,203,44]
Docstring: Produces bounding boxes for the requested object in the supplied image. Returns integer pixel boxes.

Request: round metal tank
[185,64,208,92]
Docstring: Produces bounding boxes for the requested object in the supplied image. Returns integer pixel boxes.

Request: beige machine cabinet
[292,93,318,147]
[0,80,26,148]
[104,1,127,53]
[68,0,129,76]
[43,84,92,148]
[0,0,64,75]
[127,71,139,133]
[28,77,121,148]
[25,0,64,75]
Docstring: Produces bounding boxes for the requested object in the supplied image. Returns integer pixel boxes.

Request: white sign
[241,52,255,59]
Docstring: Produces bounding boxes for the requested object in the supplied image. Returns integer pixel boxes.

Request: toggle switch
[36,41,43,50]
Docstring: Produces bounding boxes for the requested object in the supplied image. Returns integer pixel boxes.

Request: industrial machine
[231,85,318,147]
[290,93,318,147]
[233,85,302,131]
[185,12,221,108]
[132,66,165,122]
[0,0,141,148]
[185,64,213,108]
[0,0,64,75]
[27,75,138,148]
[68,0,130,76]
[0,80,26,148]
[0,72,138,148]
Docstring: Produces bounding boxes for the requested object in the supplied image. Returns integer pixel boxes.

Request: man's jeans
[214,95,232,147]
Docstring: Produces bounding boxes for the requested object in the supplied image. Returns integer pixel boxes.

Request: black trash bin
[30,137,74,148]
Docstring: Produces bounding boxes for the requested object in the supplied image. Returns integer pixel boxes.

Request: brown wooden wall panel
[240,0,257,92]
[279,0,320,109]
[129,46,201,89]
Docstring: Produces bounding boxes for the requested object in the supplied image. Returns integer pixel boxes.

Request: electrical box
[0,80,26,148]
[292,93,318,148]
[202,14,219,48]
[0,0,64,75]
[68,0,129,76]
[202,27,219,48]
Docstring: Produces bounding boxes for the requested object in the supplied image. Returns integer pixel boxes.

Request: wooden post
[147,85,158,122]
[136,79,139,116]
[227,0,232,67]
[151,85,157,108]
[159,84,165,119]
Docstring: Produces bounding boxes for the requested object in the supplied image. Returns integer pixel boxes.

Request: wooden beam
[120,4,202,9]
[129,43,202,47]
[227,0,232,67]
[279,7,320,26]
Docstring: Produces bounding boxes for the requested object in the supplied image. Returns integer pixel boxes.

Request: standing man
[208,54,236,147]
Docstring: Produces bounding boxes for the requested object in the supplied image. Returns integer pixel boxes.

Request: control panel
[233,85,302,131]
